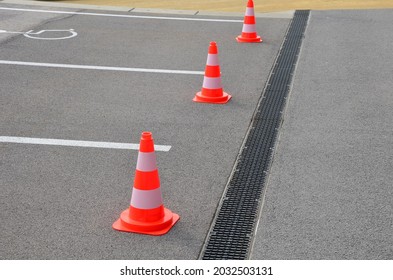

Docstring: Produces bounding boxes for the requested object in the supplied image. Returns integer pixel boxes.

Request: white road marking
[0,60,204,75]
[0,7,243,23]
[0,136,171,152]
[0,29,78,40]
[23,29,78,40]
[0,29,24,34]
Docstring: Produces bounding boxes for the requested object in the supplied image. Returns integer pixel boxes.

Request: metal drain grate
[200,10,310,260]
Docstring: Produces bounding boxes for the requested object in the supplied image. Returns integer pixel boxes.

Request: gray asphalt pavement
[0,2,290,259]
[1,2,392,260]
[251,9,393,259]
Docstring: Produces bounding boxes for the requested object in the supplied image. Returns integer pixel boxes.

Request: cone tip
[141,131,152,140]
[208,41,218,54]
[139,131,155,152]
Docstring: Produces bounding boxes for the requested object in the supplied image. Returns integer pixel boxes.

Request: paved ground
[0,1,290,259]
[251,9,393,259]
[1,1,392,260]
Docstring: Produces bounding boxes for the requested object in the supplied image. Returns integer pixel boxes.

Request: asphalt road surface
[0,2,290,259]
[1,2,392,260]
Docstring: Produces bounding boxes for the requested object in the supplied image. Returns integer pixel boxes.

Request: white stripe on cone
[245,7,255,17]
[130,188,163,209]
[202,76,223,89]
[136,151,157,172]
[242,23,257,33]
[206,54,219,66]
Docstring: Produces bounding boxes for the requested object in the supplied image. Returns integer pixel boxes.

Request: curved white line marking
[23,29,78,40]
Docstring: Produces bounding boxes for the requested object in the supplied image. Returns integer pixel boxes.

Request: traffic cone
[113,132,179,236]
[193,41,231,104]
[236,0,262,43]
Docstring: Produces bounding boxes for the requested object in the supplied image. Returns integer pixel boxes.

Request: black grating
[200,10,310,260]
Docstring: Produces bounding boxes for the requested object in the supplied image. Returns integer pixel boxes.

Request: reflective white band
[130,188,163,209]
[242,23,257,33]
[245,7,255,17]
[136,151,157,172]
[202,76,222,89]
[206,54,219,66]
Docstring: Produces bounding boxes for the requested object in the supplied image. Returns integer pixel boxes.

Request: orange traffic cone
[237,0,262,43]
[193,41,231,104]
[113,132,179,235]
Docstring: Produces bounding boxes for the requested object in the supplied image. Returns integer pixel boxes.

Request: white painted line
[23,29,78,40]
[0,136,171,152]
[0,29,78,40]
[0,60,204,75]
[0,29,24,34]
[0,7,243,23]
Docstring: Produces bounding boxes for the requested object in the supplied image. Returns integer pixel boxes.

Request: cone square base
[236,35,262,43]
[193,91,232,104]
[112,207,180,236]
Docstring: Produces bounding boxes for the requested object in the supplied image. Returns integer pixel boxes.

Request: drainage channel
[199,10,310,260]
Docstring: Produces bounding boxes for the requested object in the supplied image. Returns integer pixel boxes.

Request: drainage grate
[200,10,310,260]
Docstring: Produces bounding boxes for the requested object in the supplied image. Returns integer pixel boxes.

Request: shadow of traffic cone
[193,41,231,104]
[237,0,262,43]
[113,132,179,236]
